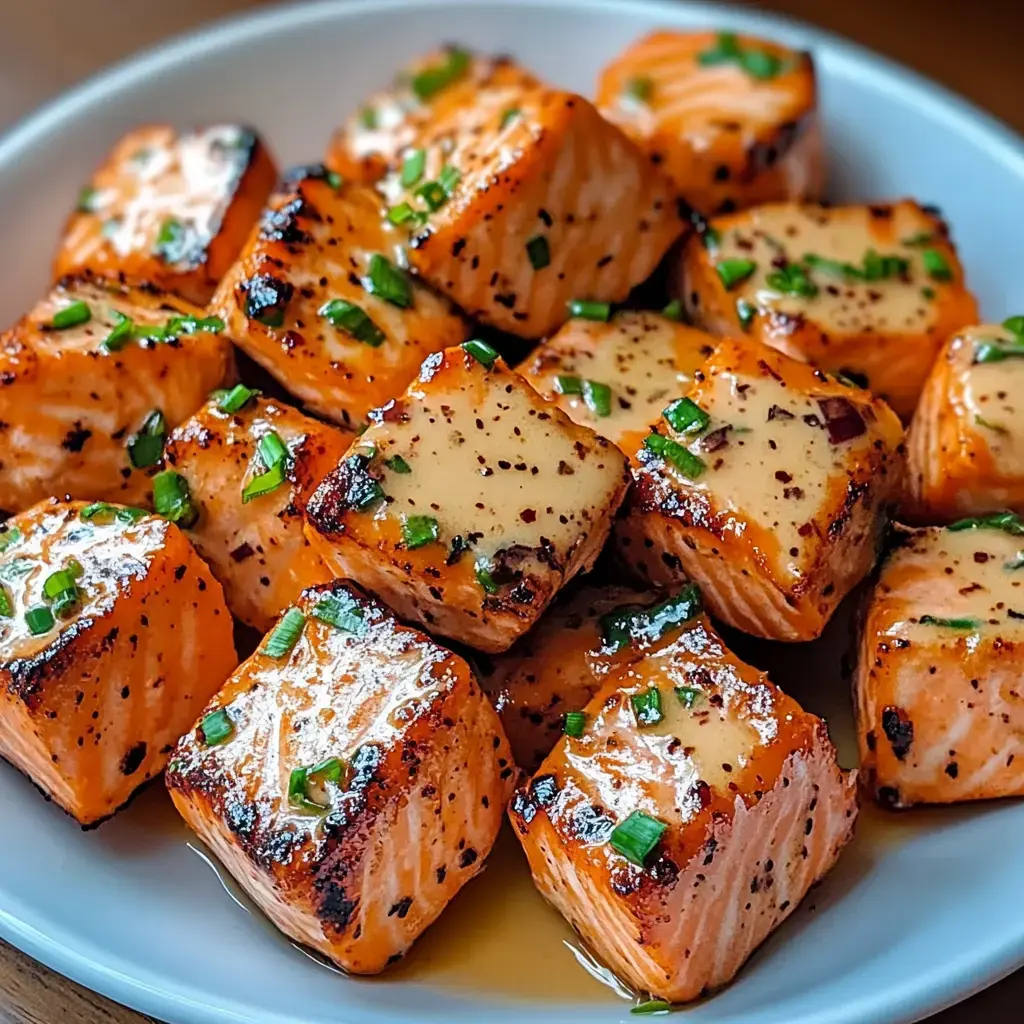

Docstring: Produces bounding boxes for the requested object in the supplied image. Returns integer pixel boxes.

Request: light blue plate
[1,2,1023,1022]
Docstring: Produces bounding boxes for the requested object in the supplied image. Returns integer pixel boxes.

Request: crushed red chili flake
[817,396,866,444]
[701,426,731,452]
[767,404,794,421]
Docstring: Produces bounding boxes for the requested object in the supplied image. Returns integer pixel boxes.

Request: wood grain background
[1,1,1022,1021]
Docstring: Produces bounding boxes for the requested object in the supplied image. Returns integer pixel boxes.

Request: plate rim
[2,1,1024,1023]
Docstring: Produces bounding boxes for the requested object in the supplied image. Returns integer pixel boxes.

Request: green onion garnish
[918,615,980,630]
[475,559,500,594]
[625,76,653,102]
[663,397,709,435]
[325,170,344,191]
[643,433,706,479]
[410,47,470,100]
[400,149,426,188]
[500,107,521,129]
[102,310,134,352]
[76,186,98,214]
[631,687,663,726]
[599,583,703,652]
[675,686,703,708]
[901,231,934,246]
[716,259,757,291]
[288,757,344,811]
[609,810,668,867]
[127,410,167,469]
[152,470,198,528]
[583,380,612,417]
[218,384,260,414]
[242,431,290,504]
[564,711,587,738]
[43,569,79,618]
[1003,316,1024,338]
[80,502,146,525]
[416,180,447,211]
[320,299,386,347]
[388,202,426,227]
[154,217,186,261]
[554,375,583,395]
[948,511,1024,536]
[364,253,412,308]
[25,605,55,636]
[0,587,11,618]
[201,708,234,746]
[567,299,611,322]
[385,455,411,474]
[766,262,818,298]
[263,607,306,658]
[697,32,782,80]
[922,247,952,281]
[50,301,91,330]
[0,527,22,554]
[463,339,499,369]
[312,592,366,634]
[526,235,550,270]
[437,164,461,195]
[631,1001,673,1016]
[359,107,378,129]
[661,299,683,321]
[402,514,440,550]
[736,297,755,332]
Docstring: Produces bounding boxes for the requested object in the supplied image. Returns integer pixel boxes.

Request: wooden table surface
[1,1,1022,1022]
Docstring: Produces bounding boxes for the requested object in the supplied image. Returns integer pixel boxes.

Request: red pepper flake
[817,397,866,444]
[701,426,731,452]
[757,359,784,383]
[767,404,794,421]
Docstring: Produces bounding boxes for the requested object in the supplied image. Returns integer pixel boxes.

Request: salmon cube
[479,584,692,772]
[856,517,1024,807]
[54,124,277,305]
[904,319,1024,522]
[162,391,351,632]
[616,338,905,640]
[380,87,685,338]
[208,165,467,429]
[0,276,236,517]
[597,30,823,215]
[0,499,236,826]
[303,342,631,653]
[326,47,540,183]
[518,310,715,456]
[674,200,979,419]
[166,580,517,973]
[510,597,856,1003]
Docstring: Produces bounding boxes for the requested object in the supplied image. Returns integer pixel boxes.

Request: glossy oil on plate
[1,1,1023,1022]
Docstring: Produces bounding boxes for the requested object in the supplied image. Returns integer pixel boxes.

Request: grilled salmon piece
[856,517,1024,807]
[904,319,1024,523]
[208,165,467,430]
[0,276,236,516]
[166,580,516,973]
[325,47,540,184]
[616,338,904,640]
[510,600,857,1003]
[303,342,631,653]
[54,125,276,305]
[380,86,685,338]
[518,310,715,456]
[597,30,823,215]
[162,391,350,632]
[0,500,236,826]
[674,200,979,419]
[479,584,697,772]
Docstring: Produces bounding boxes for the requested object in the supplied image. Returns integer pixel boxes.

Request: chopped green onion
[387,202,425,227]
[402,514,440,550]
[242,432,290,504]
[50,301,91,330]
[1003,315,1024,338]
[500,107,521,129]
[526,235,550,270]
[675,686,703,709]
[325,170,344,191]
[25,605,55,636]
[766,262,818,298]
[922,248,952,281]
[625,76,653,102]
[736,297,755,332]
[359,107,378,129]
[918,615,980,630]
[948,511,1024,536]
[554,374,582,395]
[663,397,710,435]
[0,527,22,554]
[154,217,186,262]
[152,471,198,527]
[698,32,783,81]
[127,410,167,469]
[901,231,934,246]
[599,584,703,652]
[320,299,386,347]
[462,339,499,369]
[201,708,234,746]
[702,226,721,252]
[631,687,663,726]
[80,502,146,525]
[631,1001,673,1016]
[564,711,587,738]
[475,559,500,594]
[218,384,260,414]
[740,49,783,80]
[0,587,11,618]
[416,180,447,211]
[289,757,344,812]
[43,569,77,599]
[101,310,134,352]
[263,607,306,658]
[76,185,98,213]
[716,259,757,291]
[609,810,667,867]
[385,455,411,474]
[364,253,412,308]
[568,299,611,322]
[661,299,683,321]
[643,433,706,479]
[582,380,612,417]
[312,592,366,634]
[165,314,225,336]
[437,164,461,195]
[400,149,426,188]
[410,47,470,100]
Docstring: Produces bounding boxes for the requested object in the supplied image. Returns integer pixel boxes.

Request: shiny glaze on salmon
[905,321,1024,522]
[675,200,979,419]
[54,124,277,305]
[208,165,467,429]
[0,275,236,516]
[0,500,237,826]
[303,344,631,653]
[166,580,517,973]
[518,311,715,457]
[857,520,1024,807]
[510,608,857,1003]
[597,30,822,215]
[616,338,905,640]
[163,394,350,632]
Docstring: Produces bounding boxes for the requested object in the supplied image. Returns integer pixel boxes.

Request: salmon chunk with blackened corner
[380,86,685,338]
[326,46,540,184]
[616,337,904,641]
[208,165,467,430]
[303,341,632,653]
[0,500,237,827]
[162,389,351,632]
[166,580,516,974]
[674,200,979,419]
[510,598,856,1004]
[519,310,716,457]
[597,30,823,215]
[0,276,236,517]
[54,124,277,305]
[904,318,1024,523]
[856,515,1024,808]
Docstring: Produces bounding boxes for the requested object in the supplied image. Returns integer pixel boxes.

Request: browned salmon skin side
[597,30,823,215]
[0,500,237,826]
[303,344,631,653]
[510,605,856,1003]
[856,521,1024,807]
[0,275,236,517]
[54,124,277,305]
[166,580,517,974]
[163,393,351,632]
